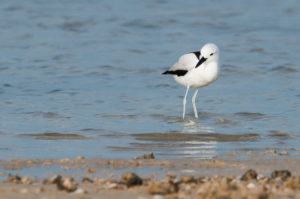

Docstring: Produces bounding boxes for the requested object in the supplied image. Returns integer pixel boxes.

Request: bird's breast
[187,64,218,88]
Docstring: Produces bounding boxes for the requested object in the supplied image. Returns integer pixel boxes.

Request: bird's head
[195,43,219,68]
[200,43,219,63]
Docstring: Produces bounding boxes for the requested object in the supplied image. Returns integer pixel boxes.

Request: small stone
[82,177,93,183]
[94,178,105,185]
[217,118,234,124]
[271,170,291,180]
[60,158,72,163]
[284,176,300,190]
[179,176,197,184]
[265,149,277,156]
[21,176,32,184]
[59,177,77,192]
[43,175,62,184]
[75,156,85,161]
[5,174,22,183]
[120,173,143,187]
[73,188,86,194]
[107,183,119,189]
[135,152,155,159]
[241,169,257,181]
[278,151,289,156]
[3,83,11,87]
[45,175,77,192]
[166,173,176,181]
[257,174,265,180]
[184,120,196,126]
[247,182,256,189]
[148,181,178,195]
[87,168,96,173]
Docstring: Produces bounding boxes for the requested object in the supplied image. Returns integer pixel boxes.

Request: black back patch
[192,51,201,60]
[162,70,188,76]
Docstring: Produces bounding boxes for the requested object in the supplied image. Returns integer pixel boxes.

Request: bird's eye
[210,53,214,56]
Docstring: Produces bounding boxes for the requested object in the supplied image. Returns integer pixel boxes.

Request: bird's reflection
[130,117,259,159]
[180,119,217,159]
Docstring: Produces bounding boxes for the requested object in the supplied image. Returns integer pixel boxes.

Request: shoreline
[0,157,300,198]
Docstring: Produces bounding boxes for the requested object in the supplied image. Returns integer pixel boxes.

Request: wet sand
[1,154,300,199]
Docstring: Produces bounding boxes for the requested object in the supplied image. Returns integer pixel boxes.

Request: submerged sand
[0,156,300,199]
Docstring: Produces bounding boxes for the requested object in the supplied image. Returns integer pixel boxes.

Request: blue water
[0,0,299,160]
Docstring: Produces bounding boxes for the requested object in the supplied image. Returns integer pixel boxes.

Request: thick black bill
[195,56,207,68]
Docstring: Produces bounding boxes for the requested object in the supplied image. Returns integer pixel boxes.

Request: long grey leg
[183,86,190,119]
[192,88,199,118]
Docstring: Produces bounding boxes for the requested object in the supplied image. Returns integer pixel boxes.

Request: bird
[162,43,219,119]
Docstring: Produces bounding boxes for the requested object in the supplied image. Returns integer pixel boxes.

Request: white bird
[162,43,219,119]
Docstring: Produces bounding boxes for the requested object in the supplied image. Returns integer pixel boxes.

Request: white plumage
[163,43,219,119]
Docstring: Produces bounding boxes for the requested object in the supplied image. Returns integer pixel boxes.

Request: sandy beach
[1,153,300,199]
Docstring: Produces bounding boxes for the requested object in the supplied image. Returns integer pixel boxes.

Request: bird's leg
[192,88,199,118]
[183,86,190,119]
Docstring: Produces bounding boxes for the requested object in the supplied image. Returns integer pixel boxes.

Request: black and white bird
[162,43,219,119]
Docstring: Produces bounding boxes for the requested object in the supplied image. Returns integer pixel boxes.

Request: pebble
[94,178,105,184]
[107,182,119,189]
[271,170,292,180]
[73,188,86,194]
[278,151,289,156]
[184,120,196,126]
[284,176,300,190]
[247,182,256,189]
[82,177,93,183]
[75,156,85,161]
[120,173,143,187]
[86,168,96,173]
[2,168,300,199]
[148,181,178,195]
[257,174,265,180]
[44,175,77,192]
[59,177,78,192]
[241,169,257,181]
[135,152,155,159]
[217,118,234,124]
[21,176,32,184]
[265,149,278,156]
[43,175,61,184]
[5,174,22,183]
[166,173,176,182]
[59,158,72,163]
[179,176,197,184]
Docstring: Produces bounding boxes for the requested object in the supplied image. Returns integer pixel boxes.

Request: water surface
[0,0,299,160]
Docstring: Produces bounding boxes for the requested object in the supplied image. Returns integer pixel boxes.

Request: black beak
[195,56,207,68]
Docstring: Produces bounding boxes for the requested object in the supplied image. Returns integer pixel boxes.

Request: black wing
[192,51,201,60]
[162,70,188,76]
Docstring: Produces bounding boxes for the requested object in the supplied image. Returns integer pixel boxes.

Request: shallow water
[0,0,299,160]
